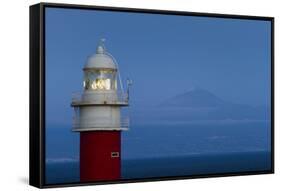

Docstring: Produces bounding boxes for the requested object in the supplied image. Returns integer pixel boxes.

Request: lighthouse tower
[71,39,130,182]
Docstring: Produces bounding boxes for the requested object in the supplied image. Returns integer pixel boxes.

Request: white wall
[0,0,279,190]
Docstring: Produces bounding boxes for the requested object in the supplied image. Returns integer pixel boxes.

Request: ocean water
[45,151,271,184]
[45,121,271,184]
[121,151,271,179]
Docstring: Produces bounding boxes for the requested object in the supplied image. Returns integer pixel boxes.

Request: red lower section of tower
[80,131,121,182]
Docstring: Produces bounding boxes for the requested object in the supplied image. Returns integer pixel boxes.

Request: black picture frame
[29,2,275,188]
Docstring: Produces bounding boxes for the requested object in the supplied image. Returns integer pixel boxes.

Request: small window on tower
[111,152,119,158]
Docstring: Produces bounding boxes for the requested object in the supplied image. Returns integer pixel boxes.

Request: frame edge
[29,3,44,188]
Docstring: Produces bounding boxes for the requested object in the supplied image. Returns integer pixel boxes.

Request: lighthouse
[71,39,130,182]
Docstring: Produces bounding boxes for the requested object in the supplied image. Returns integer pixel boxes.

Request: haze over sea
[46,89,271,184]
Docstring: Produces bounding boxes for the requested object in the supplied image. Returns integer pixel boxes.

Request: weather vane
[99,38,106,49]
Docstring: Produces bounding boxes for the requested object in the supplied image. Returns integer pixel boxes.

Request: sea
[45,121,271,184]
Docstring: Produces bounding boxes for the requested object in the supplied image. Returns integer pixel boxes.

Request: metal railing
[72,92,81,102]
[71,91,128,104]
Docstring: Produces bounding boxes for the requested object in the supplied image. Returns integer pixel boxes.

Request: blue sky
[45,7,271,126]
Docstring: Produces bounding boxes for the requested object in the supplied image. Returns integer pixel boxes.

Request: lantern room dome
[84,42,117,70]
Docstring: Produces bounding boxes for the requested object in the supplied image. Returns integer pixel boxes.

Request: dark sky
[45,8,271,126]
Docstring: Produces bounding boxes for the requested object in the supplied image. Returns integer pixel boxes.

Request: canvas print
[45,7,272,184]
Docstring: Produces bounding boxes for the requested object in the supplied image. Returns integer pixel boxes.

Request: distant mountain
[159,88,226,108]
[131,88,269,123]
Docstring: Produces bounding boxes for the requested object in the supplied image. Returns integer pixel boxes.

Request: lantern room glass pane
[83,69,117,90]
